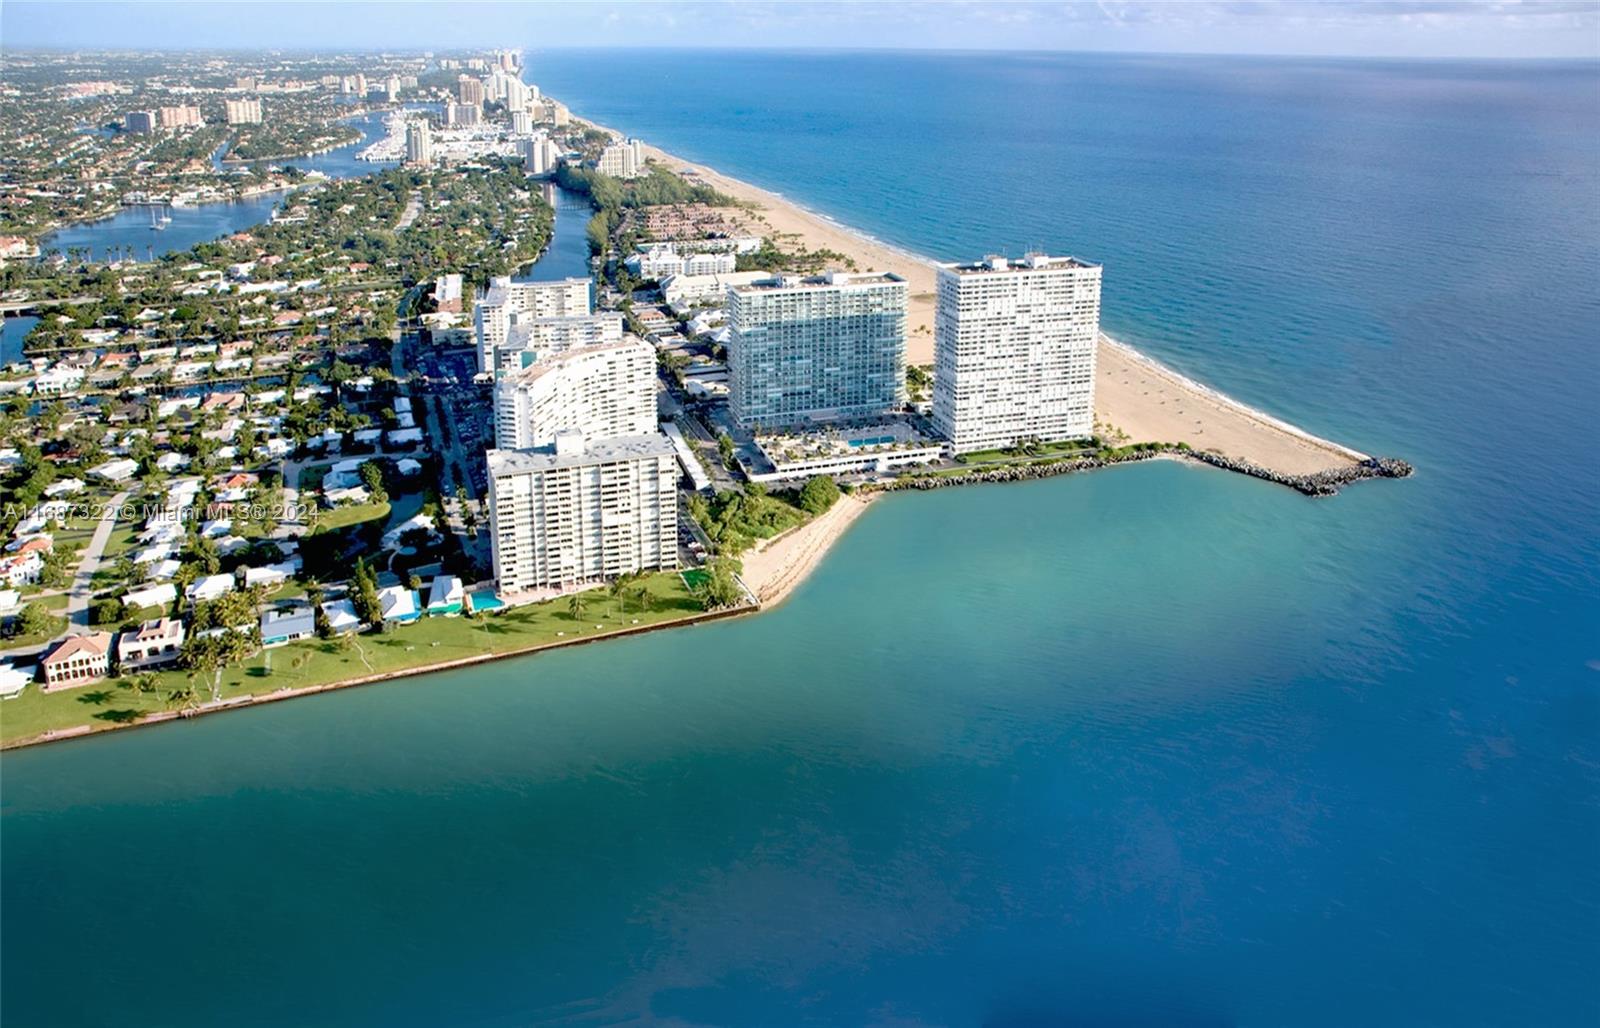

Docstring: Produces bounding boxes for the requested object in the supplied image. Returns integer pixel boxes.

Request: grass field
[310,500,391,534]
[0,611,66,652]
[955,440,1097,465]
[0,571,710,746]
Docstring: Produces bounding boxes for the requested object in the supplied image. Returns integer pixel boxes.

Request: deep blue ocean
[2,52,1596,1026]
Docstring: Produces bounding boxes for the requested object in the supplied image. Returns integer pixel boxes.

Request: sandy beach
[638,136,1365,478]
[739,492,875,606]
[639,140,944,359]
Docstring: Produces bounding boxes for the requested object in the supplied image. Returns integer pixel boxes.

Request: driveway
[65,489,130,632]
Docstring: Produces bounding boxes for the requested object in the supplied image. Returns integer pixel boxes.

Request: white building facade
[727,272,907,429]
[405,119,433,165]
[597,138,644,179]
[493,336,656,450]
[487,432,678,594]
[931,254,1102,454]
[473,276,594,374]
[522,135,559,176]
[626,246,737,280]
[224,98,263,124]
[492,311,624,376]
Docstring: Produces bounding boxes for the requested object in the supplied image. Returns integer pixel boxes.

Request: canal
[37,110,400,264]
[515,182,594,283]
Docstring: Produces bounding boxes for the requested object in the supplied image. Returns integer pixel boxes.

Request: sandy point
[740,492,876,608]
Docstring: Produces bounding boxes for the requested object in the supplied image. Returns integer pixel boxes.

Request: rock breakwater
[874,447,1413,497]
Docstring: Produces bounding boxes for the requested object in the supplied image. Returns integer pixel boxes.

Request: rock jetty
[875,446,1413,497]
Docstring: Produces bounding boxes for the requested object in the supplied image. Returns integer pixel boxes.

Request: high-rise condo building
[457,75,485,106]
[491,312,624,377]
[158,105,203,129]
[445,103,481,127]
[511,111,534,136]
[405,119,433,165]
[503,76,530,113]
[522,135,559,175]
[486,432,678,594]
[493,336,655,450]
[473,276,594,374]
[597,138,645,179]
[224,98,263,124]
[124,110,157,134]
[727,271,908,429]
[931,254,1102,454]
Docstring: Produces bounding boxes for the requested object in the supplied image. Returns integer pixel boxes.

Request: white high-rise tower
[932,254,1101,454]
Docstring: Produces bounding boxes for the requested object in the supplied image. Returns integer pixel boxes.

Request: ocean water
[3,52,1597,1027]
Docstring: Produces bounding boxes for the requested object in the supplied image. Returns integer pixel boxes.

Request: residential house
[260,605,315,647]
[425,575,464,616]
[187,574,236,603]
[123,582,178,612]
[320,598,362,635]
[117,617,185,670]
[41,632,114,690]
[377,585,419,624]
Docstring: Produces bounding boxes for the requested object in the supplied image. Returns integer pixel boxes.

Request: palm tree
[567,592,587,623]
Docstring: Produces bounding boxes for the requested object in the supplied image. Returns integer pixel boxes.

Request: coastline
[617,122,1371,478]
[0,602,757,752]
[4,104,1403,752]
[740,492,876,607]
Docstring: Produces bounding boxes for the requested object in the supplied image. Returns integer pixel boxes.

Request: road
[673,407,741,493]
[396,330,491,574]
[394,191,422,231]
[64,489,130,632]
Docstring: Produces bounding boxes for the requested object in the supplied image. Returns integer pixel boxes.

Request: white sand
[739,493,874,607]
[632,135,1362,477]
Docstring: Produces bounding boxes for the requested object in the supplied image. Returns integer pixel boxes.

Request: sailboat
[148,205,170,231]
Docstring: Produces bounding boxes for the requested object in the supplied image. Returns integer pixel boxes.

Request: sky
[3,0,1597,59]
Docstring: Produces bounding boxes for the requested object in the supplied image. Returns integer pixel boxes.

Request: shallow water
[2,51,1596,1026]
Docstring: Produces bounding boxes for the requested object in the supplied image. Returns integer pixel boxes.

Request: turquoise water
[3,52,1598,1026]
[37,110,398,263]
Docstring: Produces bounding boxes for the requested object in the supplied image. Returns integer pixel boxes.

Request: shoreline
[1,602,757,752]
[739,492,876,607]
[606,114,1376,478]
[3,101,1407,752]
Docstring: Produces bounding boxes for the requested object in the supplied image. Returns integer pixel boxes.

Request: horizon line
[5,43,1598,63]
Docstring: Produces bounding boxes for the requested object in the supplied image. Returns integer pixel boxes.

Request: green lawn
[100,520,142,560]
[0,612,66,653]
[311,500,391,534]
[0,571,710,746]
[956,440,1097,465]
